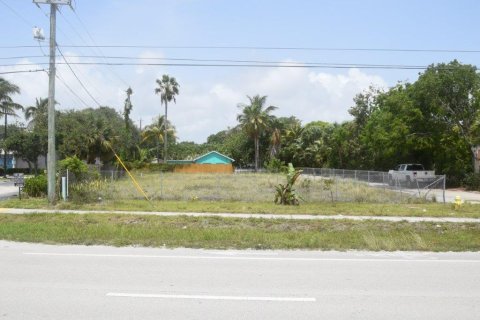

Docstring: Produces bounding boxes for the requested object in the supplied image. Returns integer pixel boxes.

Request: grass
[1,197,480,218]
[0,213,478,251]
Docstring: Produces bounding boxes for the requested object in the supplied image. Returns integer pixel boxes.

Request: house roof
[193,151,235,163]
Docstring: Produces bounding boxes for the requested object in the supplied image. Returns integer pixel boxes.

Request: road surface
[0,180,18,200]
[0,241,479,319]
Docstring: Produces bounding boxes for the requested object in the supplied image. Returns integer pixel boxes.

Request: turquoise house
[194,151,234,164]
[168,151,234,173]
[168,151,234,165]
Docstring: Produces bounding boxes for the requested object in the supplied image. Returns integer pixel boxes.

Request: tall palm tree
[123,87,133,131]
[0,78,23,176]
[155,75,179,163]
[141,116,176,163]
[237,95,277,171]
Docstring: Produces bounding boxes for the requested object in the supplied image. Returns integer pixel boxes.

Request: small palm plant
[274,163,303,205]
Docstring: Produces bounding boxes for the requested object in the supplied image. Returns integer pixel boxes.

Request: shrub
[59,156,88,180]
[23,174,48,197]
[463,173,480,191]
[264,158,287,173]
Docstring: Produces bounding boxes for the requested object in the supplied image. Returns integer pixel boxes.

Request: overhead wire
[0,69,47,75]
[0,54,427,67]
[70,8,130,87]
[0,0,34,28]
[3,44,480,54]
[56,45,101,107]
[0,1,102,107]
[35,4,105,101]
[55,73,90,108]
[0,61,448,70]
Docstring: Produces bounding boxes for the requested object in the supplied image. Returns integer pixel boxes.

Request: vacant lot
[101,172,416,203]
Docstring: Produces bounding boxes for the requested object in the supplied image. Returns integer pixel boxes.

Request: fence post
[61,176,67,201]
[368,171,370,183]
[66,169,69,199]
[160,171,163,199]
[443,175,446,204]
[111,170,114,182]
[354,170,357,181]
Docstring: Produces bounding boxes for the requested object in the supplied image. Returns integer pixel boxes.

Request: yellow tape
[111,149,150,202]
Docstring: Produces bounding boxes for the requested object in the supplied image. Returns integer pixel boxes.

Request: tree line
[1,60,479,188]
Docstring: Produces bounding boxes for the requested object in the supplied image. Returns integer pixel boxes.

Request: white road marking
[106,292,316,302]
[23,252,480,263]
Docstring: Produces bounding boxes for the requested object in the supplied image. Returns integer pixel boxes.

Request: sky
[1,0,480,143]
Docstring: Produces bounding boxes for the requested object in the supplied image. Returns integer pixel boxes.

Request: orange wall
[173,163,234,174]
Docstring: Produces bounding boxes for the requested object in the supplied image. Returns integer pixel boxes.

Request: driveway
[0,180,19,200]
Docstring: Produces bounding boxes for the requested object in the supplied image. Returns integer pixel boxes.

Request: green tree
[24,97,48,129]
[155,75,179,162]
[413,60,480,173]
[237,95,277,171]
[4,129,42,174]
[57,107,126,164]
[141,115,176,163]
[0,78,23,176]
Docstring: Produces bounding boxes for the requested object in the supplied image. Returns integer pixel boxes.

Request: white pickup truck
[388,164,436,187]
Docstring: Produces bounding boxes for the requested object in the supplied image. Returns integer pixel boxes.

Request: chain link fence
[58,167,446,204]
[301,168,446,203]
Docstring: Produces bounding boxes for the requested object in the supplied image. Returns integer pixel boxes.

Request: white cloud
[2,57,387,143]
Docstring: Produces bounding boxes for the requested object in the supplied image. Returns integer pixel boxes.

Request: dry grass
[106,172,408,203]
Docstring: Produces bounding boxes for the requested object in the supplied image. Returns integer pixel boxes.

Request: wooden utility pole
[33,0,72,203]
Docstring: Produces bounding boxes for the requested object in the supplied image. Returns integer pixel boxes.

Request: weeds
[0,213,478,251]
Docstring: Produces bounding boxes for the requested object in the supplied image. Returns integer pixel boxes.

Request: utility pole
[33,0,72,204]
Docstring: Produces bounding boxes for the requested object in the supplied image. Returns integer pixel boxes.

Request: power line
[0,61,442,70]
[70,8,129,87]
[55,72,90,108]
[0,43,480,53]
[0,69,47,75]
[1,44,480,54]
[56,45,102,107]
[0,0,34,27]
[0,54,428,68]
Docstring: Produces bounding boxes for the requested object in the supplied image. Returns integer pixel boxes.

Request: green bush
[463,173,480,191]
[59,156,88,180]
[264,158,287,173]
[23,175,48,197]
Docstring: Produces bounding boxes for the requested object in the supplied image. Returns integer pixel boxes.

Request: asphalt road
[0,180,18,200]
[1,241,479,320]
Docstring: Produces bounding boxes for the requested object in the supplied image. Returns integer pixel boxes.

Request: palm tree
[155,75,179,163]
[141,116,176,163]
[123,87,133,131]
[0,78,23,176]
[24,97,48,130]
[270,128,281,158]
[237,95,277,171]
